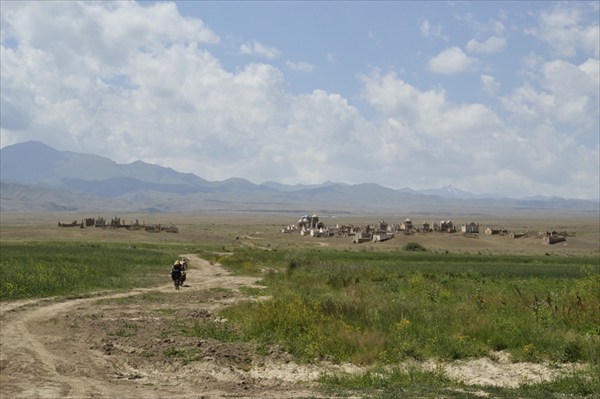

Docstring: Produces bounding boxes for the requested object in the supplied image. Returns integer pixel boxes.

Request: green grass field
[210,248,600,397]
[215,249,599,363]
[0,241,179,300]
[1,217,598,398]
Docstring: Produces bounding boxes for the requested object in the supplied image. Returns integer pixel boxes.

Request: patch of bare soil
[423,352,584,388]
[0,255,585,399]
[0,255,326,398]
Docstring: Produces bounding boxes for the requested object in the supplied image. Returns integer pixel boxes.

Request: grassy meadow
[210,248,599,397]
[213,249,600,362]
[0,241,179,300]
[215,249,599,360]
[1,212,599,397]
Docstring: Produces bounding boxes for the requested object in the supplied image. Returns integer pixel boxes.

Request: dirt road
[0,255,585,398]
[0,255,330,399]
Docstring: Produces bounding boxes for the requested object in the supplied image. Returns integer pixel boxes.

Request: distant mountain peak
[0,141,207,189]
[2,141,597,213]
[440,184,471,196]
[415,185,475,199]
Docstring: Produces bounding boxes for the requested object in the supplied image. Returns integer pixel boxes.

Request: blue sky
[1,1,599,198]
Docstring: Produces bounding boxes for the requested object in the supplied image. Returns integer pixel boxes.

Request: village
[282,214,570,245]
[58,216,179,233]
[56,213,571,244]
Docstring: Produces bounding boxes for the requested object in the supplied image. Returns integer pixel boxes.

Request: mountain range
[1,141,598,215]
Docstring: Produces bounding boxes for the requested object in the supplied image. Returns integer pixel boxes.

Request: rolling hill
[1,141,597,214]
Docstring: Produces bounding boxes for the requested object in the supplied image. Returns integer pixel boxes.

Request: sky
[1,1,599,199]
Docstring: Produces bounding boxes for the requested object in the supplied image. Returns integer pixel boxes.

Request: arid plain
[2,210,598,255]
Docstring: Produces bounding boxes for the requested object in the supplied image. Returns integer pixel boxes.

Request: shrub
[287,256,302,271]
[403,242,427,252]
[563,340,583,362]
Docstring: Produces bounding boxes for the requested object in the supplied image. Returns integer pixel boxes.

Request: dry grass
[1,210,598,257]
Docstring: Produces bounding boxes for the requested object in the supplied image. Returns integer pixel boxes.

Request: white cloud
[1,2,218,71]
[497,54,599,196]
[367,31,383,49]
[454,11,506,36]
[1,1,598,199]
[0,1,380,186]
[481,75,500,95]
[428,47,476,74]
[502,58,599,138]
[283,90,378,183]
[526,4,600,57]
[1,2,279,166]
[542,58,599,99]
[239,40,280,59]
[286,60,316,73]
[327,52,336,64]
[359,71,447,123]
[466,36,506,54]
[419,19,447,40]
[360,70,599,197]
